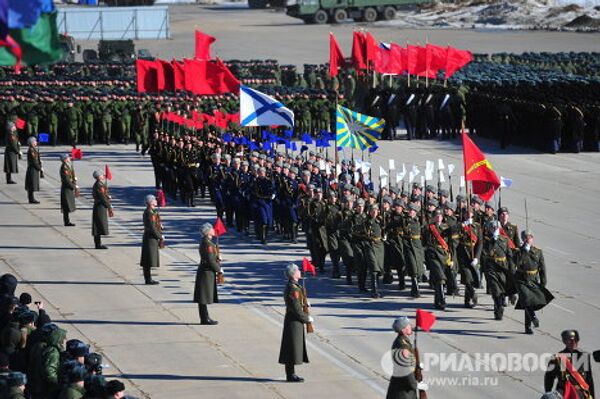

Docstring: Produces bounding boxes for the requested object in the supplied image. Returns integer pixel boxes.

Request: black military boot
[527,308,539,328]
[345,262,353,285]
[28,190,40,204]
[199,304,218,325]
[6,173,16,184]
[358,270,367,293]
[410,277,420,298]
[434,284,446,310]
[261,225,268,245]
[143,267,159,285]
[398,274,406,291]
[331,261,341,279]
[370,273,382,299]
[94,235,107,250]
[63,213,75,227]
[285,364,304,383]
[291,224,298,244]
[494,296,504,320]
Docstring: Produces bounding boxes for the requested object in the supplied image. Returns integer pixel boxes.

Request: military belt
[187,163,197,167]
[411,235,421,239]
[525,269,538,275]
[494,257,507,262]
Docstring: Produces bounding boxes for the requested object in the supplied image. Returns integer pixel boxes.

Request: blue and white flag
[500,176,513,188]
[239,85,294,127]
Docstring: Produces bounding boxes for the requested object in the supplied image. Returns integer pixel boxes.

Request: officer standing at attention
[278,263,312,383]
[193,223,223,325]
[91,170,113,250]
[25,136,43,204]
[140,194,163,285]
[4,121,20,184]
[59,154,78,226]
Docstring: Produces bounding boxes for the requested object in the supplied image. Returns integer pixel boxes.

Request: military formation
[0,274,132,398]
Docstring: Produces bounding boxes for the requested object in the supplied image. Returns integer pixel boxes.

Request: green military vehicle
[286,0,429,24]
[98,40,136,63]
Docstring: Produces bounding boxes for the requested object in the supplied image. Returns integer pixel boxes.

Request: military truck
[58,34,80,63]
[98,40,136,63]
[286,0,429,24]
[248,0,285,9]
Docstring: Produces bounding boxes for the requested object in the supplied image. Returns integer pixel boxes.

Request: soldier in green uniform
[100,100,113,145]
[482,221,516,320]
[350,198,369,292]
[337,195,356,285]
[403,204,424,298]
[363,204,385,298]
[457,209,482,308]
[25,136,43,204]
[118,100,132,144]
[25,101,40,139]
[3,372,27,399]
[140,195,164,285]
[4,122,20,184]
[91,170,113,250]
[278,263,312,383]
[64,102,81,147]
[81,100,95,146]
[424,209,451,310]
[325,191,342,278]
[133,104,149,153]
[386,200,407,290]
[308,188,328,272]
[57,365,86,399]
[386,316,425,399]
[59,154,78,226]
[514,230,553,334]
[194,223,222,325]
[44,100,60,146]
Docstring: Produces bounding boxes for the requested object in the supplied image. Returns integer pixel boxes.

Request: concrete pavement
[1,138,599,398]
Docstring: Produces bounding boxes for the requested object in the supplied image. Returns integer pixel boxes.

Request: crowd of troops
[147,128,553,335]
[0,274,131,399]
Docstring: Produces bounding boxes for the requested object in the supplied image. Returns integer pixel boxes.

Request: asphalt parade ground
[1,137,599,398]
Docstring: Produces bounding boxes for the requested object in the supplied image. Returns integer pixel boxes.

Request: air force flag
[239,85,294,127]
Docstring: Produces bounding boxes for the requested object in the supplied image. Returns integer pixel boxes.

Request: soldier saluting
[278,263,312,383]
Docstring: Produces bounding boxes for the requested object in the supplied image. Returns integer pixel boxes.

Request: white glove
[471,258,478,267]
[161,235,166,240]
[306,300,311,307]
[493,229,500,240]
[463,218,472,226]
[524,244,530,252]
[308,316,314,323]
[19,151,23,156]
[220,267,225,274]
[417,382,429,391]
[271,194,276,200]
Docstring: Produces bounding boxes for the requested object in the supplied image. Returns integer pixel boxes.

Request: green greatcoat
[140,208,162,269]
[278,280,309,366]
[57,384,85,399]
[91,181,111,236]
[423,222,450,284]
[363,215,385,274]
[386,334,418,399]
[6,386,26,399]
[403,217,424,278]
[482,236,516,298]
[514,246,553,311]
[60,162,77,213]
[193,236,221,305]
[25,146,41,192]
[3,130,20,174]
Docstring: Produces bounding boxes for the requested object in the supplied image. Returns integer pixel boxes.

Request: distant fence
[57,6,170,40]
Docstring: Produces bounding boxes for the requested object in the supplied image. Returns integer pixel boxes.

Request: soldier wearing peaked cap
[91,170,113,250]
[403,204,424,298]
[457,209,483,308]
[194,223,222,325]
[4,121,20,185]
[60,154,78,227]
[424,209,451,310]
[140,194,163,285]
[386,200,407,291]
[25,136,43,204]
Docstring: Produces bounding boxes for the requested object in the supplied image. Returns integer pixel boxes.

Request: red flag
[445,46,473,79]
[195,29,216,61]
[364,31,380,68]
[213,58,240,94]
[104,165,113,181]
[136,59,158,93]
[156,188,167,207]
[214,217,227,237]
[158,59,175,92]
[416,309,436,332]
[172,60,186,91]
[184,59,239,95]
[462,132,500,201]
[351,31,367,71]
[70,148,83,160]
[406,44,419,75]
[302,257,316,276]
[563,380,578,399]
[154,60,165,91]
[329,32,345,77]
[15,118,26,130]
[375,43,403,74]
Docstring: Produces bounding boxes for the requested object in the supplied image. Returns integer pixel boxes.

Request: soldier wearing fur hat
[424,209,451,310]
[91,170,113,250]
[4,121,20,185]
[3,371,27,399]
[386,316,422,399]
[386,200,407,290]
[457,209,483,308]
[278,263,312,383]
[403,204,424,298]
[60,154,78,227]
[514,230,553,334]
[544,330,595,398]
[194,223,222,325]
[25,136,43,204]
[140,195,163,285]
[363,204,385,298]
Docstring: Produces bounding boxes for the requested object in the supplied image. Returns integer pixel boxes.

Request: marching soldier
[252,167,274,245]
[25,136,43,204]
[194,223,223,325]
[350,199,369,293]
[4,121,20,184]
[337,195,356,285]
[308,188,328,271]
[325,191,342,278]
[364,204,385,298]
[514,230,553,334]
[59,154,78,227]
[482,221,515,320]
[278,263,312,383]
[498,207,521,254]
[140,195,164,285]
[544,330,595,398]
[91,170,113,250]
[457,209,483,308]
[403,204,425,298]
[424,209,450,310]
[386,200,407,290]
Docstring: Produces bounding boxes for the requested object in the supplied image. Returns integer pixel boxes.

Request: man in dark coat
[140,195,163,285]
[24,136,42,204]
[424,209,451,310]
[59,154,78,226]
[91,170,112,250]
[4,122,20,184]
[386,316,427,399]
[515,230,553,335]
[193,223,222,325]
[278,263,311,383]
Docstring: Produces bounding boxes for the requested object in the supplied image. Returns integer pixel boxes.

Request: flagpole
[406,40,411,88]
[334,94,339,171]
[425,37,429,89]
